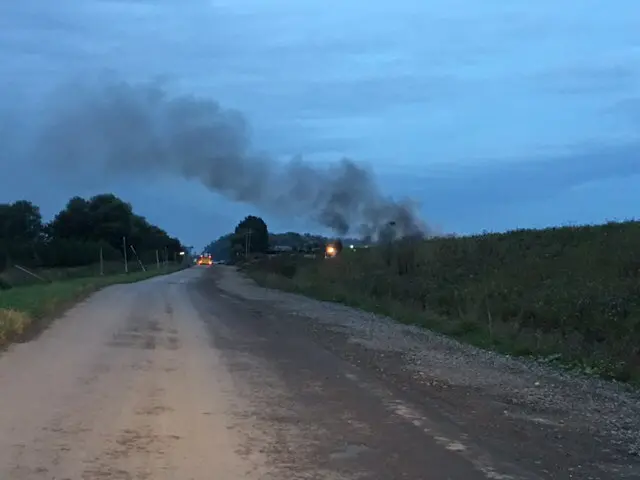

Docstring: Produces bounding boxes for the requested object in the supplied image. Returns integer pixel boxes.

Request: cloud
[379,143,640,236]
[532,64,638,95]
[389,142,640,204]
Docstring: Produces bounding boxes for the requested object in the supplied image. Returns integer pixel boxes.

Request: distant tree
[165,236,184,260]
[232,215,269,255]
[204,233,234,261]
[47,196,92,241]
[0,193,186,271]
[0,200,43,268]
[47,193,183,257]
[87,194,135,250]
[268,231,334,252]
[0,200,43,243]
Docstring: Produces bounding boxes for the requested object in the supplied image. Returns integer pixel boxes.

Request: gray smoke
[34,79,428,240]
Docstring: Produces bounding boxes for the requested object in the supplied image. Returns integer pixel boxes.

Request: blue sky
[1,1,640,249]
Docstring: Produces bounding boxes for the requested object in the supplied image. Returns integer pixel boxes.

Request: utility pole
[130,245,146,272]
[245,229,252,258]
[155,249,160,270]
[123,236,128,273]
[99,246,104,276]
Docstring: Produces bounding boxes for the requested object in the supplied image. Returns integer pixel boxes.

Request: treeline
[203,216,270,262]
[0,193,184,271]
[269,232,362,251]
[204,215,364,261]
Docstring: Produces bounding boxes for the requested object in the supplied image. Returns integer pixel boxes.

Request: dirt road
[1,267,639,479]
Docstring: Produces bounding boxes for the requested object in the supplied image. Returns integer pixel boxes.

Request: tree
[47,193,184,257]
[231,215,269,256]
[87,194,135,250]
[1,193,185,271]
[0,200,43,243]
[204,233,234,261]
[0,200,43,268]
[47,196,92,241]
[48,194,134,250]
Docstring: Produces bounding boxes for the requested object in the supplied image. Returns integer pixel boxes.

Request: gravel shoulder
[208,265,640,479]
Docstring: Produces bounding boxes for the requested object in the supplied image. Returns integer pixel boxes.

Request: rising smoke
[33,79,427,241]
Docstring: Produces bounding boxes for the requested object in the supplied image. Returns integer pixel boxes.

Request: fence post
[130,245,146,272]
[123,236,128,273]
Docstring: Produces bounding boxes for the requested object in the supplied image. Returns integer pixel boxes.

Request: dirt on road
[0,266,639,479]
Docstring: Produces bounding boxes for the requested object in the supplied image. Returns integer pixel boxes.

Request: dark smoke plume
[34,79,428,240]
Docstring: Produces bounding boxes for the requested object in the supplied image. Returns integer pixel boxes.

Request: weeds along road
[0,266,639,479]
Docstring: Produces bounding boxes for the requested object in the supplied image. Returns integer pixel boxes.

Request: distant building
[270,245,293,253]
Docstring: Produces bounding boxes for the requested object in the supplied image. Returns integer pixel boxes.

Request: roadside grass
[244,221,640,386]
[0,260,153,288]
[0,264,186,347]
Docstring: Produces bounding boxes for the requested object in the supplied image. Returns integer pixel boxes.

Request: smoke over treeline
[34,80,427,241]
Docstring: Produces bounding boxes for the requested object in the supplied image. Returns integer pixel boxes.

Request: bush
[0,309,31,343]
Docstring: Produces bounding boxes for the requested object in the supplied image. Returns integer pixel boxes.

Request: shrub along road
[0,266,638,479]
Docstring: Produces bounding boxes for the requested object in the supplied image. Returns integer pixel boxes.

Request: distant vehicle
[196,254,213,266]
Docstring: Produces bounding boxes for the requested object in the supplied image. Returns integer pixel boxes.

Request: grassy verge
[245,221,640,385]
[0,264,186,347]
[0,261,159,288]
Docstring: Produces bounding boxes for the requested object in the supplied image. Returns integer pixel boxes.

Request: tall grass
[247,221,640,384]
[0,260,156,288]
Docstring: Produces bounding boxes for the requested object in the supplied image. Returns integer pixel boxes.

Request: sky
[1,0,640,249]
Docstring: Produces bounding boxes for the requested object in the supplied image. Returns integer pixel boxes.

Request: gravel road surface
[0,266,638,479]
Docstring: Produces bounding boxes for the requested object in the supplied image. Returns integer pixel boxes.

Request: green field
[246,221,640,385]
[0,264,185,346]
